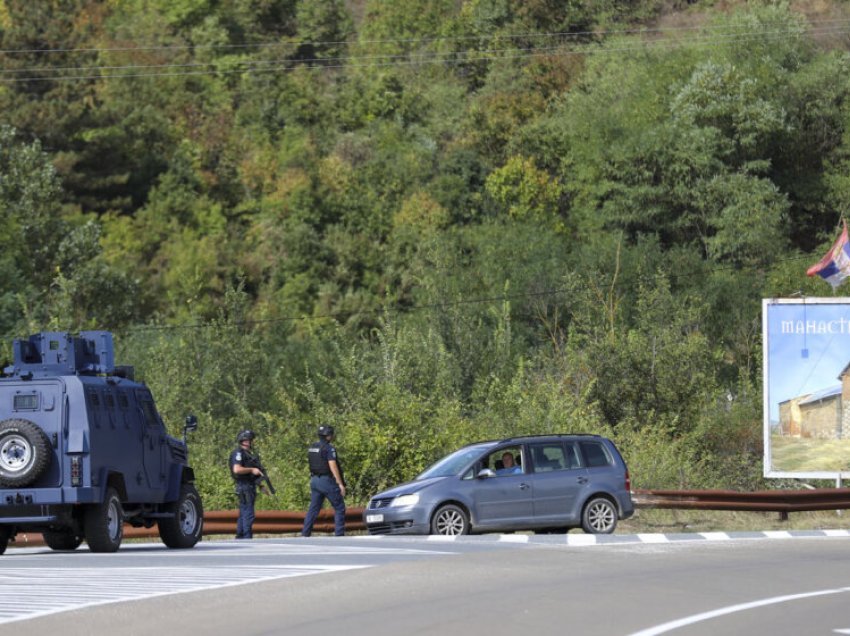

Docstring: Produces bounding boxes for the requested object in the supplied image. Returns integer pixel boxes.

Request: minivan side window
[530,443,567,473]
[564,442,581,469]
[484,446,523,476]
[580,441,613,468]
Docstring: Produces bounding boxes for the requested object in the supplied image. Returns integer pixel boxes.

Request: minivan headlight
[390,493,419,507]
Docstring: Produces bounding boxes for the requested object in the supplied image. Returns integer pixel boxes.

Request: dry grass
[771,435,850,472]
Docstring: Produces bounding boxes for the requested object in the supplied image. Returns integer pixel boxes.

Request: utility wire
[0,16,840,55]
[0,17,835,331]
[0,23,844,83]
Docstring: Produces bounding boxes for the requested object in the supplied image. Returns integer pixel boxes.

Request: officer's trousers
[301,475,345,536]
[235,482,256,538]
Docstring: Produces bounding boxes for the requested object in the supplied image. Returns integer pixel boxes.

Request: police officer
[229,429,266,539]
[301,425,346,537]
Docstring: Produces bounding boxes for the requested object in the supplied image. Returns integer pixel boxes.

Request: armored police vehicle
[0,331,203,553]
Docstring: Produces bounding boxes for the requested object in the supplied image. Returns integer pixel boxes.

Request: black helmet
[236,429,255,443]
[317,425,335,438]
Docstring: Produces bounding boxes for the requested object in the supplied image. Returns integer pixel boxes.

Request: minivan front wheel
[581,497,617,534]
[431,504,469,536]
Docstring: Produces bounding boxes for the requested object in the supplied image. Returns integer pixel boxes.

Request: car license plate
[366,514,384,524]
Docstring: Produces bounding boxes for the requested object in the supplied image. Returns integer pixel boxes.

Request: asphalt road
[2,533,850,636]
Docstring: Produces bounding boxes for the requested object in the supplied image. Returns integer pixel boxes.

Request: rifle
[252,455,277,495]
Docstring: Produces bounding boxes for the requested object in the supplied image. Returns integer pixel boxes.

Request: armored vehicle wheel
[84,487,123,553]
[0,419,51,488]
[42,530,83,551]
[0,527,10,555]
[158,483,203,549]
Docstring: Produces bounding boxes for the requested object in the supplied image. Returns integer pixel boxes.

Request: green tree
[294,0,353,61]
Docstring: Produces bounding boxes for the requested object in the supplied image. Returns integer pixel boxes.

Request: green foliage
[485,155,563,224]
[564,271,719,432]
[606,421,708,490]
[360,0,456,56]
[2,1,850,509]
[295,0,353,60]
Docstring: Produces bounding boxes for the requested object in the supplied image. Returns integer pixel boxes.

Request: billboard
[763,297,850,478]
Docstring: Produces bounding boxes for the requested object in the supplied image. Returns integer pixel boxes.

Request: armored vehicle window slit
[140,400,159,427]
[13,394,38,410]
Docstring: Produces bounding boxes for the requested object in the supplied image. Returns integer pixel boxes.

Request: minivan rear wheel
[581,497,617,534]
[431,504,469,536]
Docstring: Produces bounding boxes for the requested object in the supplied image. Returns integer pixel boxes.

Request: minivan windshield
[416,443,494,480]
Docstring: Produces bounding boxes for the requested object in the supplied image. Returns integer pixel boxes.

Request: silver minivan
[363,434,634,535]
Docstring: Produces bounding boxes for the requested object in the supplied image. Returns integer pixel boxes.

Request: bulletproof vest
[231,447,259,483]
[307,441,331,475]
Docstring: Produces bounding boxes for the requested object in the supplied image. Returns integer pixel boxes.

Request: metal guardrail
[199,508,367,535]
[633,488,850,512]
[10,489,850,546]
[10,508,367,546]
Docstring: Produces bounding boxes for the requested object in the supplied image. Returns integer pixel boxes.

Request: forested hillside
[1,0,849,510]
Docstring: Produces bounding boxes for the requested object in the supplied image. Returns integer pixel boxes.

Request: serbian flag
[807,221,850,289]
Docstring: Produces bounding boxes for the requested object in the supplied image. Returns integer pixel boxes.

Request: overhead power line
[0,16,842,55]
[0,21,845,83]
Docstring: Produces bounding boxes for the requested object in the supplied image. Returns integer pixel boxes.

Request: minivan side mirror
[477,468,496,479]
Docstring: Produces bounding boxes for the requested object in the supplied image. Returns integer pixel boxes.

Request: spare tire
[0,419,51,487]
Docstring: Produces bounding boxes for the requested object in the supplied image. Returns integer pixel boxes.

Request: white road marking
[205,540,453,555]
[627,587,850,636]
[355,529,850,546]
[565,534,596,545]
[0,541,460,626]
[0,565,367,625]
[764,530,792,539]
[498,534,529,543]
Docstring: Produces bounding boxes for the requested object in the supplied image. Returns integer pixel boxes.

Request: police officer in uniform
[301,425,346,537]
[229,429,266,539]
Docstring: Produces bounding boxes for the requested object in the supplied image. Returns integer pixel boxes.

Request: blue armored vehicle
[0,331,203,553]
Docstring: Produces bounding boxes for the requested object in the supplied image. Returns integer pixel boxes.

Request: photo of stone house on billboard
[778,377,850,440]
[763,298,850,478]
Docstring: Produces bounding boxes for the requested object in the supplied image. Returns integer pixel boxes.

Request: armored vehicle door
[0,380,64,488]
[89,384,147,502]
[136,390,166,498]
